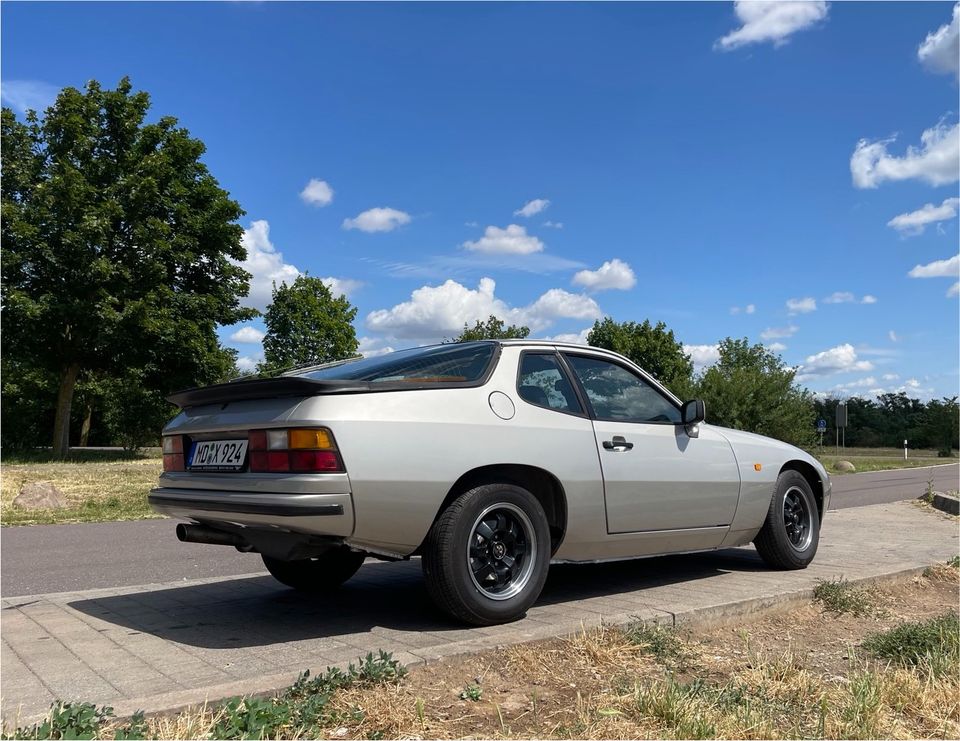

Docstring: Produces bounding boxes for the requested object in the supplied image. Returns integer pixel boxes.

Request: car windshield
[296,342,497,384]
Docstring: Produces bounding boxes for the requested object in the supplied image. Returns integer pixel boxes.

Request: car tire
[422,483,551,626]
[261,546,366,591]
[754,470,820,570]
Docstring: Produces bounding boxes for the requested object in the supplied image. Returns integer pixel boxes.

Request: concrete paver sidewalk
[2,502,957,725]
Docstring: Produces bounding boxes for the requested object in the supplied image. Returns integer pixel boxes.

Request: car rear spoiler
[167,377,375,409]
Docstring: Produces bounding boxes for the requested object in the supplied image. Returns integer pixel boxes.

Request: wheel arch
[423,464,568,555]
[780,460,825,522]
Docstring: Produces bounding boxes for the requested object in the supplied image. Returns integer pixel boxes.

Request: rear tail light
[248,427,344,473]
[162,435,185,472]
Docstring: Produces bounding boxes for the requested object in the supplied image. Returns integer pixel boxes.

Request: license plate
[189,440,249,471]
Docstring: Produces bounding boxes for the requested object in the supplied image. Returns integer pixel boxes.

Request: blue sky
[3,1,959,398]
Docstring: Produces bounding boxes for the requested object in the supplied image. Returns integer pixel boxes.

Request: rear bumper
[148,487,354,537]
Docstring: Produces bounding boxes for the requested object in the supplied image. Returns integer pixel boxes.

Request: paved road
[2,463,956,597]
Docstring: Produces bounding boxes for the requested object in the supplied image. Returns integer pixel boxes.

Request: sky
[3,1,959,399]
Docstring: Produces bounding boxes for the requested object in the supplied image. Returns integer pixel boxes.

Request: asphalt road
[2,463,956,598]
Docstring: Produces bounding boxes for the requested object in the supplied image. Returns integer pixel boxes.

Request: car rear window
[296,342,497,384]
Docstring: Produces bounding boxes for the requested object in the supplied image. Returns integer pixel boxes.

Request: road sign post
[836,403,847,454]
[817,418,826,449]
[904,439,908,460]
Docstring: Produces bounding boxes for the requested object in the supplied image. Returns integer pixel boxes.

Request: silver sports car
[150,340,830,625]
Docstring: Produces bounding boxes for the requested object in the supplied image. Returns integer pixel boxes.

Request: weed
[949,555,960,569]
[111,712,147,741]
[210,697,290,740]
[813,577,878,616]
[5,702,114,740]
[459,683,482,701]
[861,612,960,676]
[624,621,692,670]
[2,652,407,740]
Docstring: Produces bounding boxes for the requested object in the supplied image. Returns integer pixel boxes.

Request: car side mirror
[681,399,706,438]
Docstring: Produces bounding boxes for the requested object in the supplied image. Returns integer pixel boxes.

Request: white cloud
[822,291,877,305]
[230,326,265,344]
[882,373,900,381]
[730,303,756,315]
[540,328,591,345]
[888,330,899,342]
[887,197,960,236]
[767,342,787,353]
[357,336,395,358]
[786,297,817,314]
[234,221,361,310]
[542,221,564,229]
[462,224,544,255]
[465,221,479,228]
[572,259,637,291]
[0,79,59,113]
[907,253,960,278]
[514,199,550,217]
[760,324,799,340]
[342,207,411,233]
[823,291,854,304]
[949,281,960,298]
[833,376,878,391]
[299,179,334,207]
[796,343,874,381]
[236,354,263,374]
[918,2,959,79]
[684,344,720,370]
[321,276,363,298]
[365,277,601,340]
[236,220,301,310]
[851,120,960,188]
[715,0,828,51]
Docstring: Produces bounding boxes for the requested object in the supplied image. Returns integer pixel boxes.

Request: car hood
[710,425,829,480]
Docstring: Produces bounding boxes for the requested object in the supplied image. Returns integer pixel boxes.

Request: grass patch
[3,651,406,740]
[815,450,950,474]
[862,613,960,676]
[1,450,162,526]
[624,622,693,670]
[813,578,880,617]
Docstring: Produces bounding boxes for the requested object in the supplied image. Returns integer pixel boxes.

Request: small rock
[834,460,856,472]
[13,481,67,510]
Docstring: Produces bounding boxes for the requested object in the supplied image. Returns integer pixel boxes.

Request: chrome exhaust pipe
[176,523,247,548]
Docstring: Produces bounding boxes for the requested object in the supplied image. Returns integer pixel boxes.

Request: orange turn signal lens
[289,428,334,450]
[754,463,762,471]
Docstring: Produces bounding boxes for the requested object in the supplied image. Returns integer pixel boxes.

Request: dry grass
[1,450,163,525]
[5,569,958,740]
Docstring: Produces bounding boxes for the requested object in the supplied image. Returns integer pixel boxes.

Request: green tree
[695,338,815,447]
[260,275,359,373]
[2,79,254,456]
[454,315,530,342]
[587,318,694,396]
[920,397,959,454]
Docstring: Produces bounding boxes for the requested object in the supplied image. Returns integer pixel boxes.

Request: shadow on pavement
[68,547,770,649]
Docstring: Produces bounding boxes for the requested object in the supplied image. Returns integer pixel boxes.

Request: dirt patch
[327,569,959,739]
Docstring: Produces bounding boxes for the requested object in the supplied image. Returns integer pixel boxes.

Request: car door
[562,352,740,535]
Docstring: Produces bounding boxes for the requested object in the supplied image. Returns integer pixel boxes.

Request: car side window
[517,353,583,414]
[563,354,681,424]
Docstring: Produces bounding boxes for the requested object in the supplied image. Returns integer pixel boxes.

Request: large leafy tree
[587,317,694,396]
[260,275,359,373]
[695,338,815,447]
[1,78,254,456]
[454,315,530,342]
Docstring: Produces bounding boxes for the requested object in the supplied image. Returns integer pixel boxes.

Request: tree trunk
[79,404,93,447]
[52,363,81,458]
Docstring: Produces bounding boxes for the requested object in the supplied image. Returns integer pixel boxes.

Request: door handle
[602,436,633,451]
